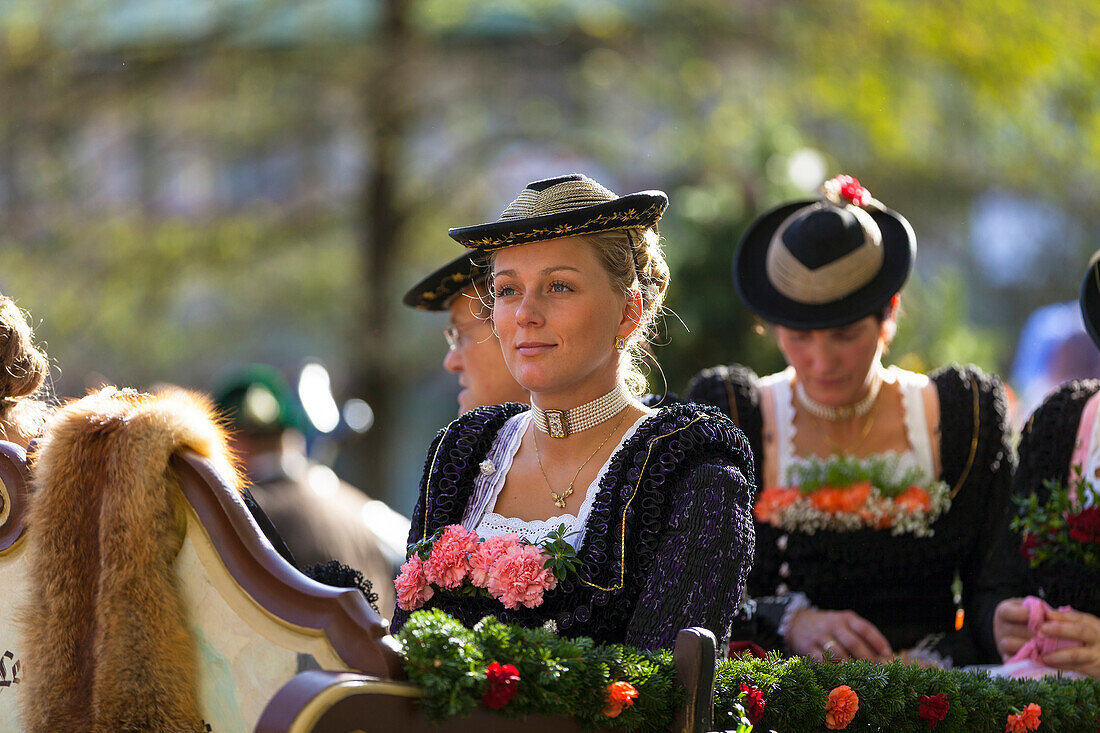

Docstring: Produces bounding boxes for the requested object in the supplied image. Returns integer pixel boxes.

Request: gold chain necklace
[533,409,629,509]
[814,396,879,455]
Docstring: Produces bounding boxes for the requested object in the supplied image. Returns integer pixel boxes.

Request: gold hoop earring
[614,336,626,351]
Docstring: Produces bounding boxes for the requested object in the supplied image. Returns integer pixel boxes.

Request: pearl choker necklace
[794,372,882,421]
[531,386,631,438]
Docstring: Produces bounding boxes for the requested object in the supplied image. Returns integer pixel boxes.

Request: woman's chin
[513,370,567,398]
[803,382,859,406]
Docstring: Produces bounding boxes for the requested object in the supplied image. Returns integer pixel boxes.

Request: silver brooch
[479,459,495,476]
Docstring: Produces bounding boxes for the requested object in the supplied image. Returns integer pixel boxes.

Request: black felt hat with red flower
[1079,250,1100,350]
[733,175,916,330]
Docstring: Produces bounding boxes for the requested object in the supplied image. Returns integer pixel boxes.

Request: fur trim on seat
[19,386,240,732]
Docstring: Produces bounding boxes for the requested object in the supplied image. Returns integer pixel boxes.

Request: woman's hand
[1039,608,1100,679]
[786,608,893,661]
[993,598,1033,661]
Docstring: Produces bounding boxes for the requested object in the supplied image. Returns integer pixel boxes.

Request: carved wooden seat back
[169,450,404,731]
[4,389,403,733]
[0,442,30,731]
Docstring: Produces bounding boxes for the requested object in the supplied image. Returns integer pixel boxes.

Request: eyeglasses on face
[443,320,494,351]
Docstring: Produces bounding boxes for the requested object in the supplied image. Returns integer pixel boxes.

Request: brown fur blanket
[19,387,239,732]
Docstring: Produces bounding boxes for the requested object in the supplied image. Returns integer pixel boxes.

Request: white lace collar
[766,365,935,484]
[469,411,650,549]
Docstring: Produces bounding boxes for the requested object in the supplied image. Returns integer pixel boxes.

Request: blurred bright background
[2,0,1099,512]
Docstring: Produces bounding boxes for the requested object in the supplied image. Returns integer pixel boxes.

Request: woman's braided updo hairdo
[582,227,670,395]
[0,295,50,444]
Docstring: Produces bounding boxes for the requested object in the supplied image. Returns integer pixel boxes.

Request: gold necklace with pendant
[534,409,629,509]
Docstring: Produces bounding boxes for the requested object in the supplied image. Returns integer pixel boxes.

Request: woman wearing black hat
[389,174,755,650]
[686,175,1013,666]
[974,253,1100,679]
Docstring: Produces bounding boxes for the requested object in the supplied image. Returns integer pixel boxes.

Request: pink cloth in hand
[1004,596,1081,677]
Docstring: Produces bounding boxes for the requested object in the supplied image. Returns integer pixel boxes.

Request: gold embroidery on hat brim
[414,272,485,311]
[456,202,666,252]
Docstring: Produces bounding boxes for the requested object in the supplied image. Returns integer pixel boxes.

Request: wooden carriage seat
[8,387,402,733]
[0,441,31,732]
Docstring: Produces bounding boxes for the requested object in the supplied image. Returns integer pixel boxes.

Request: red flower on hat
[824,174,872,207]
[917,693,949,729]
[481,662,520,710]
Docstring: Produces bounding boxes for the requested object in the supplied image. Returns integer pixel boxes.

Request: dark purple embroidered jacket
[389,402,756,650]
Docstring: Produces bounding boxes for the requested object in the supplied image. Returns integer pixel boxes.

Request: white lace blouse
[763,365,936,484]
[459,411,650,550]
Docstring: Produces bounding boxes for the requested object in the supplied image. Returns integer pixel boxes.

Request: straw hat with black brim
[733,175,916,331]
[448,174,668,252]
[1079,250,1100,350]
[402,253,489,312]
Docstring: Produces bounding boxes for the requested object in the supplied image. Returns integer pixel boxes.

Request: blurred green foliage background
[1,0,1097,509]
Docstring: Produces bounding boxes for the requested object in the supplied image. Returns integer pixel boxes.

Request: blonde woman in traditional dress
[391,174,755,650]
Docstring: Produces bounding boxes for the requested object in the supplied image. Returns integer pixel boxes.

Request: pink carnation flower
[469,533,522,587]
[423,524,480,589]
[394,555,434,611]
[487,543,558,609]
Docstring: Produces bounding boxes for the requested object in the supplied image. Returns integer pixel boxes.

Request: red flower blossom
[604,681,639,718]
[917,693,949,730]
[826,174,872,207]
[1067,506,1100,544]
[740,684,766,725]
[481,662,520,710]
[1020,532,1040,560]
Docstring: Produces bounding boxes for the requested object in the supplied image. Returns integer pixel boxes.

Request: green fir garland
[398,609,683,731]
[717,653,1100,732]
[785,453,936,499]
[398,610,1100,732]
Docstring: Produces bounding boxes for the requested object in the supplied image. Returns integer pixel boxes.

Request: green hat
[213,365,305,434]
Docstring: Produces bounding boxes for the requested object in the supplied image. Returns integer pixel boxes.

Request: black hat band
[765,204,884,305]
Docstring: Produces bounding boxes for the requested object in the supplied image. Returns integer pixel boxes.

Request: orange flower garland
[755,455,951,536]
[1005,703,1041,732]
[604,681,639,718]
[825,685,859,730]
[754,486,800,523]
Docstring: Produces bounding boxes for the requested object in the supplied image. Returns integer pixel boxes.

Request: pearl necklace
[531,385,631,438]
[794,372,882,421]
